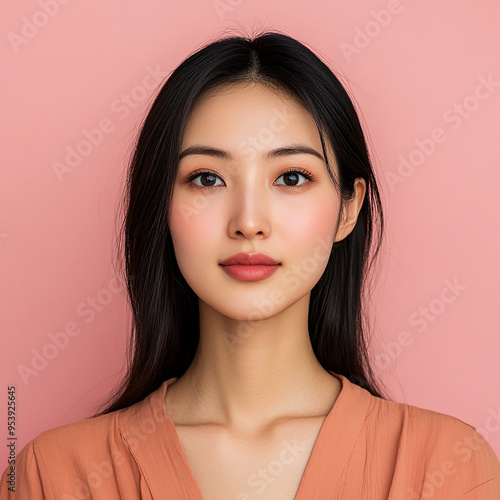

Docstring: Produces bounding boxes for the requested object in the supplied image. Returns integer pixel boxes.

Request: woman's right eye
[186,170,224,189]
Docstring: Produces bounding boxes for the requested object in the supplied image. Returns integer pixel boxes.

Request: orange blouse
[2,372,500,499]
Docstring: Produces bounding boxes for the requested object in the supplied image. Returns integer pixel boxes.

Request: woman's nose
[226,182,272,240]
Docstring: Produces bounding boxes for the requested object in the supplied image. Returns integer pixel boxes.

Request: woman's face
[168,82,364,321]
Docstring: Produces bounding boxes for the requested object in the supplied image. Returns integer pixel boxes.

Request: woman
[2,30,500,499]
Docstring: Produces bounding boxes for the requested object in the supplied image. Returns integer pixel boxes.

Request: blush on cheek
[169,199,207,242]
[311,204,339,234]
[169,199,223,264]
[280,201,339,246]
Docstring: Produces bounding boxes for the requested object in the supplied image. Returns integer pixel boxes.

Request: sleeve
[462,434,500,499]
[0,439,46,499]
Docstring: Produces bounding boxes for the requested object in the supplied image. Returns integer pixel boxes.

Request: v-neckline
[119,371,372,499]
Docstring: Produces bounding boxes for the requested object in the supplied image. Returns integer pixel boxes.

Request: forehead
[181,82,322,148]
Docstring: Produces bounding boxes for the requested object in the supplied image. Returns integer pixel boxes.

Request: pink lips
[219,253,280,282]
[220,252,279,266]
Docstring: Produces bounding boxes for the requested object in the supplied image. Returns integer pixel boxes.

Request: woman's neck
[164,295,341,435]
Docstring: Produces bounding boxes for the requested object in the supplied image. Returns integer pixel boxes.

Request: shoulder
[34,410,119,456]
[0,402,154,498]
[1,411,118,497]
[13,382,167,467]
[1,399,153,493]
[341,376,500,465]
[366,390,483,451]
[386,396,480,437]
[341,375,481,444]
[340,378,500,496]
[30,388,158,455]
[364,390,500,488]
[1,381,176,498]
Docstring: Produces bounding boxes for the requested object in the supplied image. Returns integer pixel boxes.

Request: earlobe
[334,178,367,243]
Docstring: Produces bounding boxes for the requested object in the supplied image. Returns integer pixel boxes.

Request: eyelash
[184,167,316,190]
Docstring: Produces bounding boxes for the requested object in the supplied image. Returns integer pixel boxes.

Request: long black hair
[92,29,386,417]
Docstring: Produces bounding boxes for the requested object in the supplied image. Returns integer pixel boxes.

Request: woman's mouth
[219,252,280,281]
[220,264,280,282]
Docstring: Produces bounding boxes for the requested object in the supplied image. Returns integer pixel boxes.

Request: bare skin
[166,81,366,499]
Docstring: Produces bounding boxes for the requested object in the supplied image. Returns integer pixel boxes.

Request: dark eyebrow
[178,144,325,163]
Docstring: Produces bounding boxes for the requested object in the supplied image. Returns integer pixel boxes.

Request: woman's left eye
[276,169,315,187]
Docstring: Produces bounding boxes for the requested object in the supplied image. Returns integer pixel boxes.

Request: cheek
[168,194,222,262]
[278,195,340,252]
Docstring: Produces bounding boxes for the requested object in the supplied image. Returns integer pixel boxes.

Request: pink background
[1,0,499,467]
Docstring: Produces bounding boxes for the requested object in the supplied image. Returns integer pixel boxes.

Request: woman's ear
[334,177,366,243]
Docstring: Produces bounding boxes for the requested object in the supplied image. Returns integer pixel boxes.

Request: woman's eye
[188,171,224,188]
[275,170,314,187]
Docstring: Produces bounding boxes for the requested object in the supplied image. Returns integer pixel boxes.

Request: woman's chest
[174,417,326,500]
